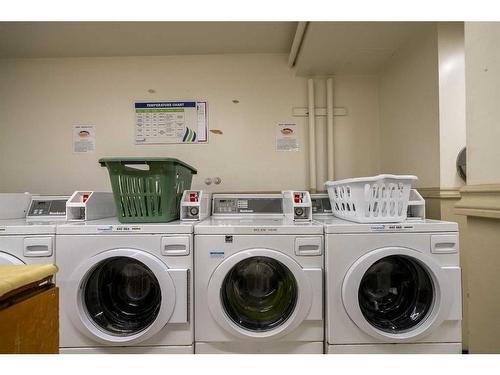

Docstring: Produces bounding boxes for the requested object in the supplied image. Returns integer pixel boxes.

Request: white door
[342,247,457,342]
[67,248,185,345]
[0,237,25,265]
[0,251,24,265]
[207,248,320,340]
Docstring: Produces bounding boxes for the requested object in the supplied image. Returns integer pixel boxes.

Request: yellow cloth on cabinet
[0,264,58,298]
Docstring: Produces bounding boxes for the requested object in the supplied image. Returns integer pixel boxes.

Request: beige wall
[0,54,379,195]
[459,22,500,353]
[464,23,500,185]
[313,75,381,190]
[378,24,440,189]
[435,23,468,348]
[378,28,469,351]
[437,23,466,189]
[463,216,500,353]
[331,75,381,181]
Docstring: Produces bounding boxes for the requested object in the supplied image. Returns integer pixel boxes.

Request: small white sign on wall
[196,102,209,143]
[73,125,96,153]
[276,123,299,151]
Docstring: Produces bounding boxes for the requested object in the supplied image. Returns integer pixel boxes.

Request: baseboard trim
[455,184,500,219]
[418,187,462,199]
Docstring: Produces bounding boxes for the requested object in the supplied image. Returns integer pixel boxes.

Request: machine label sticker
[210,251,225,257]
[97,226,113,232]
[114,226,143,232]
[253,228,278,232]
[370,224,415,232]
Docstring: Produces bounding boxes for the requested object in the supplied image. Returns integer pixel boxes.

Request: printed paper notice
[196,102,208,143]
[73,125,96,153]
[135,101,208,144]
[276,123,299,151]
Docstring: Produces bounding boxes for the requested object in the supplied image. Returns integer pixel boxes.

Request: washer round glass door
[71,249,176,344]
[342,247,451,342]
[83,256,161,335]
[221,256,298,332]
[358,255,433,333]
[207,249,314,340]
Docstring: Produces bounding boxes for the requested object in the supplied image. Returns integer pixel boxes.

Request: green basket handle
[99,160,150,167]
[99,158,197,174]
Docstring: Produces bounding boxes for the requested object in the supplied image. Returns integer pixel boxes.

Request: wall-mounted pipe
[288,22,309,68]
[326,77,335,181]
[308,78,317,193]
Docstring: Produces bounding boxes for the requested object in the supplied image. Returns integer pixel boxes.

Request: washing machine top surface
[314,216,458,234]
[195,193,322,235]
[0,218,57,235]
[56,217,194,234]
[195,216,323,235]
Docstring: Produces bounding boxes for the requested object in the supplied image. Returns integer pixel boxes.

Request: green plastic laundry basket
[99,157,197,223]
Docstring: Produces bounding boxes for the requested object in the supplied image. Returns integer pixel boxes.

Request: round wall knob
[205,178,213,185]
[214,177,222,185]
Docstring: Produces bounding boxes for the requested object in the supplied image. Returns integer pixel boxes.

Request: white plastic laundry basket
[324,174,418,223]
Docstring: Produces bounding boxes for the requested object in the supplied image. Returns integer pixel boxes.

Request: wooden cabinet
[0,285,59,354]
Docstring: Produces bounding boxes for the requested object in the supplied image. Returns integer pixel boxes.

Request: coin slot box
[180,190,211,221]
[282,191,313,221]
[66,191,116,221]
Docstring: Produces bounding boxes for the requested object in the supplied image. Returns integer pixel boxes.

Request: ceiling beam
[288,22,309,68]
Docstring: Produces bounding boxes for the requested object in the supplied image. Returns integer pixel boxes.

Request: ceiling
[294,22,435,75]
[0,21,434,75]
[0,22,297,58]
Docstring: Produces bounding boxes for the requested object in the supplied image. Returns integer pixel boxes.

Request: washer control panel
[26,196,70,222]
[212,195,283,215]
[311,193,332,215]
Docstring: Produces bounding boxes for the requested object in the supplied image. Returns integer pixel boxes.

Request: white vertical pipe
[314,79,327,191]
[307,78,317,193]
[326,77,335,181]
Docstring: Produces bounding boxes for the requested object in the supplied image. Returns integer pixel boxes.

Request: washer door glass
[358,255,433,333]
[221,256,298,332]
[83,256,162,336]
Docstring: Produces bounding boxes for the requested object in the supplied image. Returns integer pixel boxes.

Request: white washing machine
[0,219,56,265]
[194,194,324,354]
[56,218,194,354]
[315,215,462,354]
[0,194,69,266]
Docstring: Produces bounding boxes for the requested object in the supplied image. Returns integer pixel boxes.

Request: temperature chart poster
[134,101,208,144]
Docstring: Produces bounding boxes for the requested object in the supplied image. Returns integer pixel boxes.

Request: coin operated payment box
[180,190,211,221]
[282,191,312,221]
[66,191,116,221]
